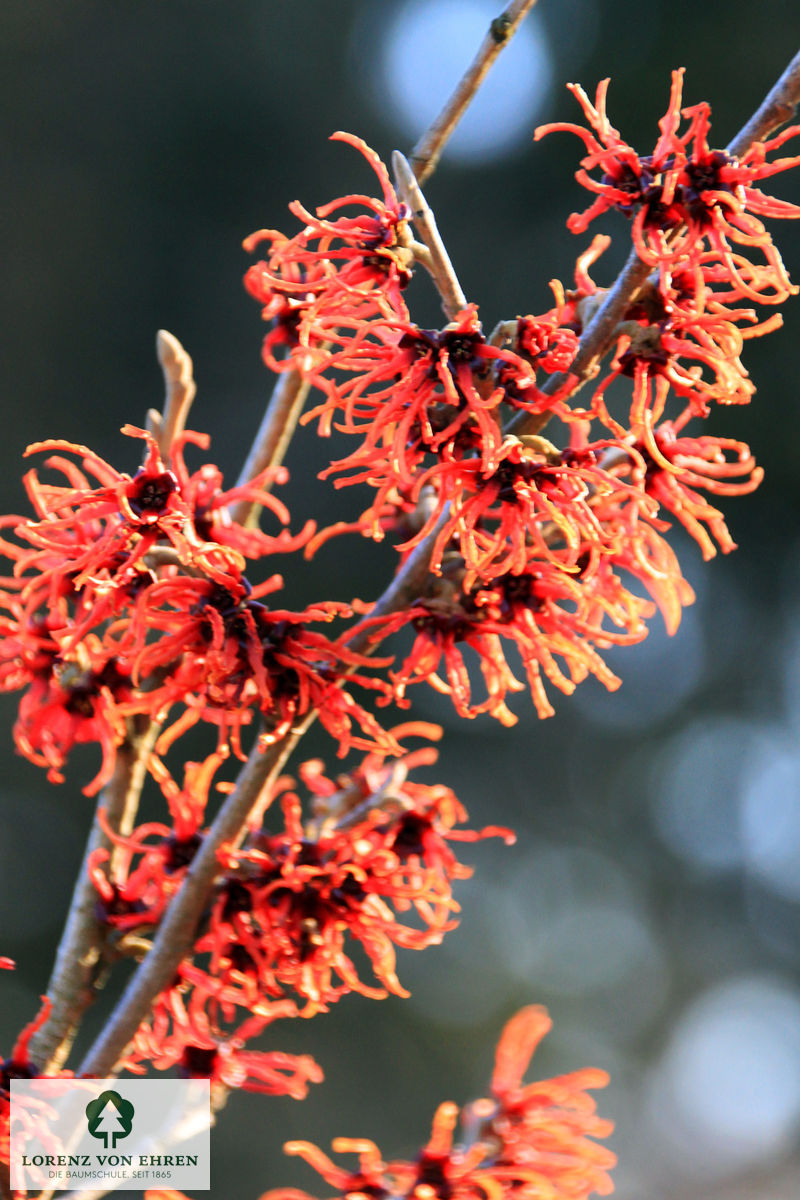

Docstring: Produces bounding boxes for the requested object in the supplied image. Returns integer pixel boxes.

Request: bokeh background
[2,2,800,1198]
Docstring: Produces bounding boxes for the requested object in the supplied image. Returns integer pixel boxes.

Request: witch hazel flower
[305,305,517,468]
[537,68,800,293]
[88,752,226,935]
[258,1006,614,1200]
[119,574,398,761]
[0,609,132,793]
[14,425,308,602]
[180,737,513,1016]
[625,417,764,559]
[122,984,321,1099]
[244,133,415,373]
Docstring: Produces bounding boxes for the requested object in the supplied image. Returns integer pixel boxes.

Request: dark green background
[2,4,800,1199]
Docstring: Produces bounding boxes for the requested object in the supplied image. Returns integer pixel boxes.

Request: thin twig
[27,720,159,1074]
[77,716,314,1078]
[230,368,311,526]
[393,151,467,320]
[410,0,540,184]
[153,330,197,460]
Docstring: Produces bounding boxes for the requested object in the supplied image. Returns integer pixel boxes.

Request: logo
[11,1077,210,1191]
[85,1090,135,1149]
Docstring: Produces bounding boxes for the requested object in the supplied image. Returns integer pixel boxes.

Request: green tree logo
[85,1090,135,1149]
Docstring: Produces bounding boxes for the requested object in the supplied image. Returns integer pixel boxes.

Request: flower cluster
[4,58,799,1200]
[244,132,415,374]
[245,80,797,727]
[0,425,401,792]
[87,736,511,1083]
[535,69,800,290]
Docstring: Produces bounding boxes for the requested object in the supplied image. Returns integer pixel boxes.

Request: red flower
[15,426,307,606]
[0,612,132,793]
[182,741,513,1016]
[305,305,548,469]
[536,69,800,297]
[244,133,414,370]
[629,418,763,559]
[123,985,321,1099]
[119,575,398,761]
[89,753,225,932]
[260,1006,614,1200]
[356,554,654,723]
[399,436,647,590]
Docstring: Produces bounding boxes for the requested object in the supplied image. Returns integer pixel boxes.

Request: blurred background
[2,2,800,1198]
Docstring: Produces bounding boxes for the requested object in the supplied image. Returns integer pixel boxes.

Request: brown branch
[410,0,540,184]
[229,368,311,526]
[392,151,467,320]
[26,719,159,1074]
[76,715,314,1078]
[152,330,197,460]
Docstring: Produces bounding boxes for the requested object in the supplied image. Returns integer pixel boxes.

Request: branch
[392,151,467,320]
[26,719,159,1074]
[76,715,314,1078]
[148,330,197,460]
[231,8,543,513]
[410,0,541,184]
[229,368,311,526]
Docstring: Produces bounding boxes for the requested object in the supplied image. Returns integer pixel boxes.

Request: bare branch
[229,368,310,526]
[155,330,197,460]
[27,720,159,1074]
[411,0,540,184]
[393,151,467,320]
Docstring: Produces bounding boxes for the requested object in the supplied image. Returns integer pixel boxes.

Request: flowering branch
[505,45,800,441]
[231,5,530,523]
[343,52,800,666]
[76,715,314,1078]
[410,0,541,183]
[4,20,800,1200]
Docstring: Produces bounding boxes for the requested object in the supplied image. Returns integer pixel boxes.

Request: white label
[10,1078,210,1192]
